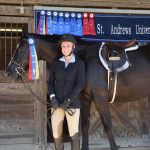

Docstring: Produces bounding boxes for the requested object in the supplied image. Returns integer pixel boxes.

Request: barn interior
[0,1,150,150]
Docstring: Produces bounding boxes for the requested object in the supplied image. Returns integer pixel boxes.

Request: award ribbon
[46,11,52,34]
[37,10,46,35]
[28,38,39,80]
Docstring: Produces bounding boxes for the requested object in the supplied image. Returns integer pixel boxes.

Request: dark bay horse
[6,33,150,150]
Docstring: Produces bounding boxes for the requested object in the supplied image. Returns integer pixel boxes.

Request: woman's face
[61,41,74,57]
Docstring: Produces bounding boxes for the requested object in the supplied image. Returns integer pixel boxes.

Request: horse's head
[6,38,29,79]
[6,33,62,79]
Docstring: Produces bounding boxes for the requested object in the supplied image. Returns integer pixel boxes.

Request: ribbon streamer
[75,13,83,36]
[37,10,46,34]
[82,12,90,35]
[70,13,76,35]
[82,12,96,35]
[46,11,52,34]
[88,13,96,35]
[64,13,71,34]
[51,11,58,34]
[57,12,65,35]
[28,38,39,80]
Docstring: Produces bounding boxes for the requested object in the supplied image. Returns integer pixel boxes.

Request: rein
[15,67,51,105]
[15,67,75,116]
[9,37,52,106]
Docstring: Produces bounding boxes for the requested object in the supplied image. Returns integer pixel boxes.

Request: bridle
[8,38,29,76]
[8,38,50,104]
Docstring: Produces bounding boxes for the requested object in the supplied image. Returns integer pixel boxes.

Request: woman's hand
[60,99,71,110]
[50,96,59,109]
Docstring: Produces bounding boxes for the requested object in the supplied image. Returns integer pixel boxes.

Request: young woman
[48,34,85,150]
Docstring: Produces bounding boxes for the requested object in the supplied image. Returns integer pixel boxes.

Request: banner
[93,14,150,42]
[35,9,150,42]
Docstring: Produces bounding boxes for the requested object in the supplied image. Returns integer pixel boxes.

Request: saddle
[100,38,138,72]
[99,39,138,103]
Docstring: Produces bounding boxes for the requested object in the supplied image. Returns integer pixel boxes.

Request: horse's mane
[21,33,88,45]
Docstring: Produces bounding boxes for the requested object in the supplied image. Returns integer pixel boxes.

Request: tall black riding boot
[71,133,80,150]
[54,137,64,150]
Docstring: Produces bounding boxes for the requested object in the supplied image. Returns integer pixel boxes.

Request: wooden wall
[0,61,47,148]
[0,82,35,144]
[89,98,150,138]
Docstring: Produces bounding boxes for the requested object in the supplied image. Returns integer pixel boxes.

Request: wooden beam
[0,5,33,17]
[0,16,32,23]
[34,60,47,150]
[0,0,150,9]
[35,6,150,15]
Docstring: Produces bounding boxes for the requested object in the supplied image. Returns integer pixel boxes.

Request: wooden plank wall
[0,61,47,147]
[0,82,34,144]
[89,98,150,138]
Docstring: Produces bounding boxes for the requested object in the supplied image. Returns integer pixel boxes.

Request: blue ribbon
[70,13,76,35]
[39,10,45,34]
[46,11,52,34]
[75,13,83,36]
[64,13,71,34]
[28,38,37,80]
[51,11,58,34]
[57,12,65,35]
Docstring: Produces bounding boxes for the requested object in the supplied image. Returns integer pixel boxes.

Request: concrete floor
[0,137,149,150]
[0,144,149,150]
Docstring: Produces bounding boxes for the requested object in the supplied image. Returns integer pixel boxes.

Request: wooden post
[34,60,47,150]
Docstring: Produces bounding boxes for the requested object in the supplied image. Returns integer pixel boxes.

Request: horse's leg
[80,94,92,150]
[94,95,118,150]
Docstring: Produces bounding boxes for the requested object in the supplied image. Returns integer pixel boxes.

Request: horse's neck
[34,38,60,63]
[76,44,100,61]
[75,45,87,60]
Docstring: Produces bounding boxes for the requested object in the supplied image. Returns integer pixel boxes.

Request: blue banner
[35,10,150,42]
[91,14,150,42]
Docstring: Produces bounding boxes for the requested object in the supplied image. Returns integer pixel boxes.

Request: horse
[6,33,150,150]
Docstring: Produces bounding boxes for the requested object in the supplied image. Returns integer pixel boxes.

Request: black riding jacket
[48,55,85,108]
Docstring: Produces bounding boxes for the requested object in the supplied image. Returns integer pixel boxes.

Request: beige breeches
[51,108,80,138]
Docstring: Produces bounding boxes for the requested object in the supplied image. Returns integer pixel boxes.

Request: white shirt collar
[59,55,75,63]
